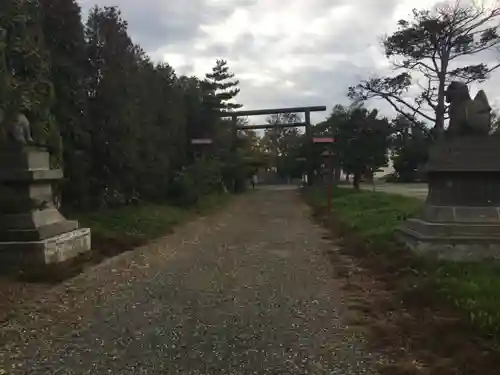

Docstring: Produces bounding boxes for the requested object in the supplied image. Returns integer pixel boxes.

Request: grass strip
[304,186,500,340]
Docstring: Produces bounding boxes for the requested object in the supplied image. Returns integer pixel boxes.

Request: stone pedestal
[397,136,500,261]
[0,147,91,273]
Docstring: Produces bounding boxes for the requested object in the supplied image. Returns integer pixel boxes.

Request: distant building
[374,158,394,179]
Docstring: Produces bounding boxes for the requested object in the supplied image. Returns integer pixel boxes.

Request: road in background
[360,183,428,200]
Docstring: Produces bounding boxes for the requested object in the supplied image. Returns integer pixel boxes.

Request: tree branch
[450,39,500,59]
[383,98,434,141]
[456,8,500,36]
[393,59,439,74]
[416,78,438,110]
[350,81,436,123]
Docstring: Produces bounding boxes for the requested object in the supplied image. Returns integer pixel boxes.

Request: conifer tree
[39,0,91,206]
[205,59,242,112]
[0,0,61,163]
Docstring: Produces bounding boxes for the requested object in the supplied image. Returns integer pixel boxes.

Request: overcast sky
[77,0,500,125]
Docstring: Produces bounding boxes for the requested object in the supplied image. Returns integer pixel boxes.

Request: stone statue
[446,81,492,136]
[1,113,34,147]
[9,113,34,145]
[0,27,34,147]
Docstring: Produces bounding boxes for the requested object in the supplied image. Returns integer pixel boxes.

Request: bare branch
[350,81,436,123]
[393,59,440,74]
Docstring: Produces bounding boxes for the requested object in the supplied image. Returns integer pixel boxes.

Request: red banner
[312,137,335,143]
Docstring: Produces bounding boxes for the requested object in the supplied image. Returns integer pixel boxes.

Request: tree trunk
[334,167,341,183]
[434,61,449,140]
[435,89,446,139]
[353,172,361,191]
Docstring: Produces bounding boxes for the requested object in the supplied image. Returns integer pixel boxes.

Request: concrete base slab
[0,228,91,268]
[404,218,500,237]
[397,226,500,261]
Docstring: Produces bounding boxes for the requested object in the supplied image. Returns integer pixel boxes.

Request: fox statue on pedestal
[446,81,492,136]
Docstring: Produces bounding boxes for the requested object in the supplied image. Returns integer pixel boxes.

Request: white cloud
[160,53,186,69]
[78,0,500,125]
[200,8,250,44]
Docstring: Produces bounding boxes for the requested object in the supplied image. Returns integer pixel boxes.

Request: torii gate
[220,106,327,185]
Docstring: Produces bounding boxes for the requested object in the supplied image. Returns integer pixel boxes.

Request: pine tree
[349,2,500,136]
[203,60,246,192]
[205,59,242,112]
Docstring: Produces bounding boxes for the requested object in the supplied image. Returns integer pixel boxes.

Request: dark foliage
[1,1,247,210]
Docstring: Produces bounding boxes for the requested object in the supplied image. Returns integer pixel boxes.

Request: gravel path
[0,189,379,374]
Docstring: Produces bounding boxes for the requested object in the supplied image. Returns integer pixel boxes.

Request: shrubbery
[0,1,247,211]
[170,158,225,206]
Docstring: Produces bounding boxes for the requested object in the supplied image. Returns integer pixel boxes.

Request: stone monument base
[0,147,92,279]
[0,228,91,270]
[397,218,500,261]
[398,136,500,261]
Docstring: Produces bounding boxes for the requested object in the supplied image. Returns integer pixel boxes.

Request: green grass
[326,187,421,245]
[74,204,189,241]
[305,186,500,340]
[71,193,231,244]
[434,262,500,336]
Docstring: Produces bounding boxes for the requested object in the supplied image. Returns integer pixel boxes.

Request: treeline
[259,105,392,189]
[313,1,500,186]
[0,1,247,210]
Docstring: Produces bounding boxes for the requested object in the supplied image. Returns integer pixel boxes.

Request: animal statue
[1,113,34,147]
[0,28,34,147]
[9,113,34,144]
[446,81,492,136]
[0,26,35,147]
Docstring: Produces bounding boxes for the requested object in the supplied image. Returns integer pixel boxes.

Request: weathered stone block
[0,220,79,241]
[420,205,456,222]
[0,228,91,267]
[0,169,63,182]
[0,148,91,275]
[44,228,91,264]
[0,148,50,171]
[404,218,500,237]
[397,228,500,261]
[0,208,67,230]
[400,136,500,261]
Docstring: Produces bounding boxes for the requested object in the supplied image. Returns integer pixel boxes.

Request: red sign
[191,138,213,145]
[312,137,335,143]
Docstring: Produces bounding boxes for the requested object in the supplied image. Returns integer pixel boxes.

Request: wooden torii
[220,106,327,185]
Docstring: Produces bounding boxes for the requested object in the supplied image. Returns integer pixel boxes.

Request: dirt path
[0,189,379,374]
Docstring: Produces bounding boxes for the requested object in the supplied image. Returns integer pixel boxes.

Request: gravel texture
[0,188,379,374]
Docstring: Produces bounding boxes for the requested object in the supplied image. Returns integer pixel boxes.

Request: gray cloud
[79,0,256,51]
[236,63,369,124]
[76,0,500,125]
